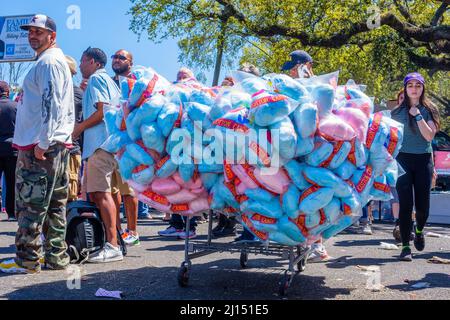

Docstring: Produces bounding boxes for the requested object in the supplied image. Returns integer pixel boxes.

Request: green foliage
[129,0,449,130]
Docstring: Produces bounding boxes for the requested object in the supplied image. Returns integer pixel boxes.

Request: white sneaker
[150,210,165,219]
[307,243,333,263]
[158,226,183,237]
[87,243,123,264]
[124,233,141,246]
[362,224,373,235]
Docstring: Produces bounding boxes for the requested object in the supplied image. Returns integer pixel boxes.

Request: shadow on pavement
[0,259,352,300]
[324,255,399,269]
[333,239,397,247]
[387,273,450,291]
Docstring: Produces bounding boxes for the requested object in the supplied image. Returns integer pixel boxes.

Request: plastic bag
[277,216,308,244]
[291,102,318,138]
[151,177,181,195]
[312,84,335,117]
[166,188,198,204]
[155,155,178,178]
[333,160,357,180]
[305,139,333,167]
[370,175,392,201]
[141,123,165,154]
[157,102,182,137]
[269,74,309,101]
[295,135,315,157]
[131,165,155,186]
[298,185,335,215]
[334,107,369,142]
[284,160,311,191]
[250,90,293,127]
[318,113,356,142]
[138,189,171,213]
[282,184,301,219]
[253,167,291,195]
[269,117,297,160]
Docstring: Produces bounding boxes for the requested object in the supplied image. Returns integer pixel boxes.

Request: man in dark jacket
[0,80,17,221]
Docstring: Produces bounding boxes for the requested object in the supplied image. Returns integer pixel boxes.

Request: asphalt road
[0,216,449,300]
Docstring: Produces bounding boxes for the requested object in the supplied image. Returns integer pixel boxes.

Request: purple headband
[404,72,425,86]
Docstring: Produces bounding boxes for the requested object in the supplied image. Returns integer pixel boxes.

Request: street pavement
[0,215,449,300]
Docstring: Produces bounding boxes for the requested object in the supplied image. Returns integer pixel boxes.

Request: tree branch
[407,50,450,71]
[393,0,415,25]
[431,1,449,26]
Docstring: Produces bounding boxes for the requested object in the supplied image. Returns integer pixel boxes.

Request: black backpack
[65,201,127,264]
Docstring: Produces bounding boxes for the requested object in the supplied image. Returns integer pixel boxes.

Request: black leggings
[396,152,433,246]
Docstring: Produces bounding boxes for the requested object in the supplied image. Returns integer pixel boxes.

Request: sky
[1,0,219,85]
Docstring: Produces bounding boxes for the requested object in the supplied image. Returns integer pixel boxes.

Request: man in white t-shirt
[0,14,75,274]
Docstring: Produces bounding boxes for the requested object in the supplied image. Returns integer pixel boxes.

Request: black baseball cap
[20,14,57,32]
[281,50,313,71]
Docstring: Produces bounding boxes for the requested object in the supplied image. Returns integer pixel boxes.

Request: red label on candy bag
[213,119,249,133]
[142,190,169,206]
[127,78,135,97]
[373,182,391,193]
[299,185,321,203]
[132,164,149,174]
[289,215,309,237]
[242,215,269,241]
[366,113,382,149]
[248,141,271,167]
[343,204,352,216]
[348,139,357,165]
[224,162,235,181]
[251,213,277,225]
[355,166,373,193]
[155,155,170,171]
[387,127,399,156]
[135,74,159,108]
[320,141,344,168]
[171,203,190,212]
[319,209,327,225]
[251,95,287,109]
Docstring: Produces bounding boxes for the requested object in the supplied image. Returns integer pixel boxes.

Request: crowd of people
[0,14,441,274]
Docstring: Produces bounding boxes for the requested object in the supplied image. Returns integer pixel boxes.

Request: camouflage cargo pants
[15,144,70,271]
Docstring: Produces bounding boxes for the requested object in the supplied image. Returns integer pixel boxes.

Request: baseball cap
[20,14,57,32]
[281,50,313,71]
[404,72,425,86]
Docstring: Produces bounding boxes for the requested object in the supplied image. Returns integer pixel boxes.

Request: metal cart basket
[177,210,312,296]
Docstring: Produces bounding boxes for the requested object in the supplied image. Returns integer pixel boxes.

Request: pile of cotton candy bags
[104,65,404,246]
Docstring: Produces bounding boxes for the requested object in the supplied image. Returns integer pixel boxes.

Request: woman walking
[391,72,440,261]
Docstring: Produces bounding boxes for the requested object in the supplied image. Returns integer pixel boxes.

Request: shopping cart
[177,210,312,296]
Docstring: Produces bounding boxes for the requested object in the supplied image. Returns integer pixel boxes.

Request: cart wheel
[178,265,190,287]
[279,272,291,296]
[297,257,307,272]
[240,252,248,269]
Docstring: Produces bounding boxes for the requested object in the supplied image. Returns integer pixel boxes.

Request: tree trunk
[212,21,227,87]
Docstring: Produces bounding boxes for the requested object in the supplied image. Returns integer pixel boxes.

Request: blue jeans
[138,201,149,218]
[1,173,6,210]
[170,214,197,231]
[360,205,369,224]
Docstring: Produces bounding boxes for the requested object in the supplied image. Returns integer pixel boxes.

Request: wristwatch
[414,114,423,122]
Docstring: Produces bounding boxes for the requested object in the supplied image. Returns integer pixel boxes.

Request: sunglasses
[111,54,128,61]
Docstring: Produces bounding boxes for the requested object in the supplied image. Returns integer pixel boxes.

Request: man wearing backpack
[0,15,74,274]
